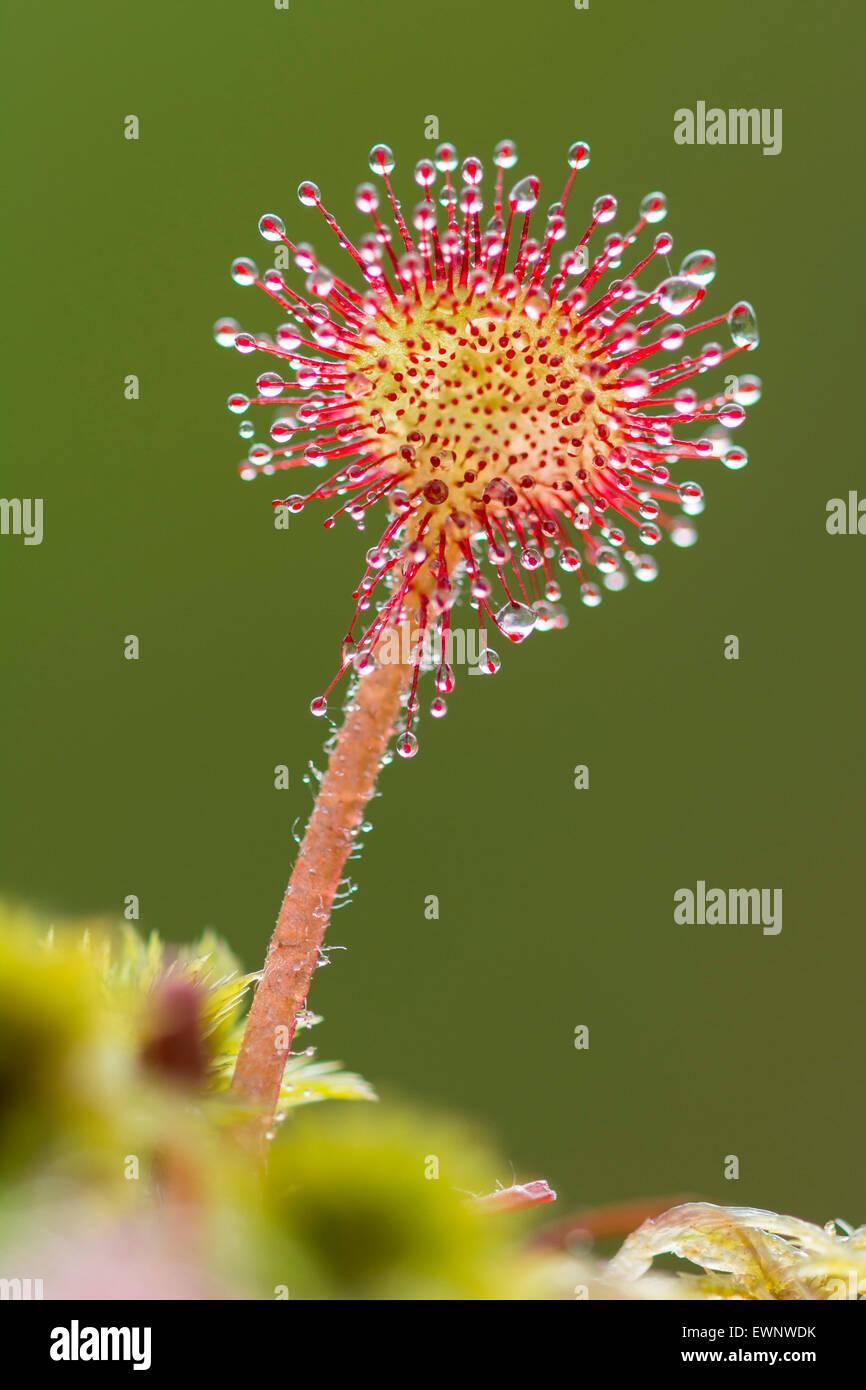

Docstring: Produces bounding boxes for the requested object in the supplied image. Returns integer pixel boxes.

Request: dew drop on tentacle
[258,214,286,242]
[257,371,285,398]
[434,142,458,172]
[679,485,705,517]
[603,570,627,593]
[679,248,716,285]
[678,482,704,508]
[640,191,667,223]
[595,547,620,574]
[494,602,537,643]
[567,141,591,171]
[368,145,396,175]
[670,519,698,548]
[723,446,748,471]
[270,417,296,444]
[397,731,418,758]
[231,257,258,286]
[632,555,658,582]
[719,403,746,429]
[727,300,760,348]
[214,316,241,346]
[732,374,762,406]
[436,664,455,694]
[658,276,703,316]
[638,523,662,546]
[661,322,685,350]
[509,176,540,214]
[592,194,618,224]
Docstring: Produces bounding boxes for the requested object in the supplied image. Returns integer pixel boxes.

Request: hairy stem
[231,630,413,1124]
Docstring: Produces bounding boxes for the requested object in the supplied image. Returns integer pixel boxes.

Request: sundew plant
[4,131,864,1303]
[215,137,761,1118]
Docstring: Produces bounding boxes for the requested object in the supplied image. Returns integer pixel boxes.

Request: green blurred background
[2,0,864,1224]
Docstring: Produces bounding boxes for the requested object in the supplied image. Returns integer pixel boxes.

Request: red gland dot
[423,480,449,504]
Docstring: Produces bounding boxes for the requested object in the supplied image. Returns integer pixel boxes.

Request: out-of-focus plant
[0,904,567,1299]
[2,904,859,1300]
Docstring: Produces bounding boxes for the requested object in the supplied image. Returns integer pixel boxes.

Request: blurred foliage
[1,902,860,1300]
[262,1107,565,1300]
[0,903,572,1298]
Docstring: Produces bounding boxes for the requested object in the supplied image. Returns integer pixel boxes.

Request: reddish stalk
[231,623,414,1130]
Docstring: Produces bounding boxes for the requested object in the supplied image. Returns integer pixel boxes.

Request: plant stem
[231,628,413,1125]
